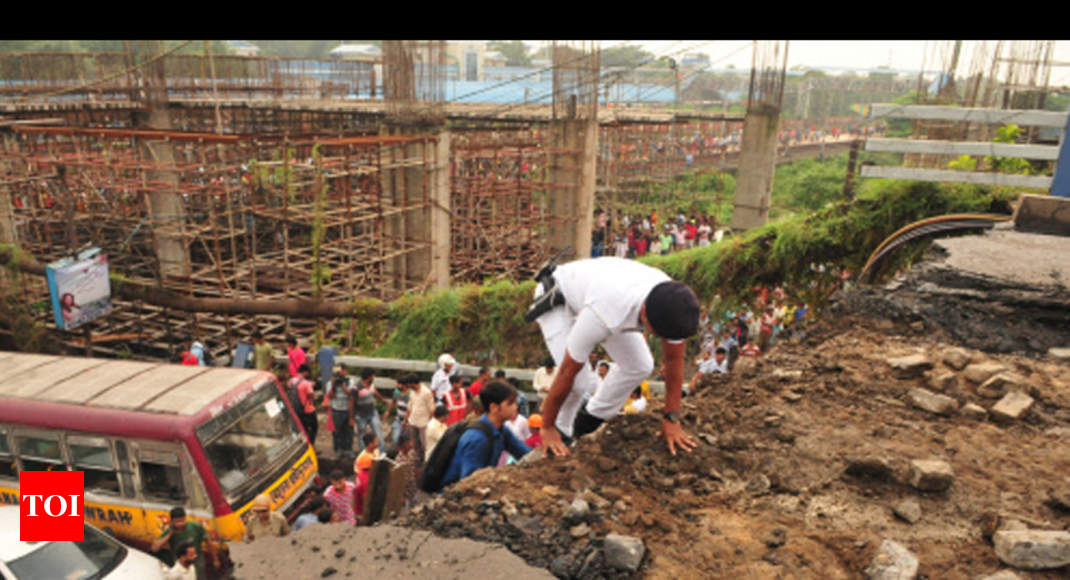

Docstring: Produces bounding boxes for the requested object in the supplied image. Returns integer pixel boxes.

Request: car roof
[0,505,47,562]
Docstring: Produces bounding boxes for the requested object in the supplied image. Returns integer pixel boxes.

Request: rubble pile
[397,313,1070,578]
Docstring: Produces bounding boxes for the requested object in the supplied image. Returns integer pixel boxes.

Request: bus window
[68,436,120,496]
[15,433,65,472]
[0,428,15,479]
[137,448,186,503]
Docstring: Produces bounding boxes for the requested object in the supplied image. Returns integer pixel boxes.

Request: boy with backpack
[422,380,532,492]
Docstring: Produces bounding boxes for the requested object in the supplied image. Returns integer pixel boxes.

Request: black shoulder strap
[469,420,497,466]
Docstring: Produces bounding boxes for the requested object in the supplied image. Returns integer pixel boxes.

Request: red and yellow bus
[0,352,318,548]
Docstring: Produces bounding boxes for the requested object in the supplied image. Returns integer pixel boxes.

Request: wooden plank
[869,104,1068,128]
[861,165,1053,189]
[866,138,1060,160]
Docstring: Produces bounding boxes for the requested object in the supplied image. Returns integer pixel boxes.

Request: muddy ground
[397,313,1070,578]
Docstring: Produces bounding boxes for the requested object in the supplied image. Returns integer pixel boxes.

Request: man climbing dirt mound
[399,314,1070,578]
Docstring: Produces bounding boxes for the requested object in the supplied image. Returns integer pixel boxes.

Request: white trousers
[534,285,655,435]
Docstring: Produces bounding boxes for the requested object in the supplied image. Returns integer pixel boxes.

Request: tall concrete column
[549,118,598,259]
[129,41,189,279]
[381,126,450,294]
[0,184,16,246]
[731,105,780,231]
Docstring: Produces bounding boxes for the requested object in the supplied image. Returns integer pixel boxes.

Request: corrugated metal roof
[0,352,265,415]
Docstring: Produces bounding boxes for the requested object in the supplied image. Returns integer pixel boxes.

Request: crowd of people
[591,208,728,260]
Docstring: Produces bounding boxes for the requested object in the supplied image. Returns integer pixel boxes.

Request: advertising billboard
[45,251,112,331]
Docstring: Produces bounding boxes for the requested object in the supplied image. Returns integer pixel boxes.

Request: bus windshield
[195,382,304,507]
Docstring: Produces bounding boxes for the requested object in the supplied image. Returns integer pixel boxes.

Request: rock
[909,459,954,492]
[549,556,572,577]
[865,539,919,580]
[765,528,787,548]
[926,371,960,393]
[909,321,925,333]
[908,387,958,416]
[976,571,1023,580]
[893,499,922,524]
[846,457,895,481]
[595,456,617,472]
[990,391,1034,422]
[321,567,338,578]
[784,391,803,403]
[619,511,639,526]
[978,374,1022,398]
[1046,426,1070,438]
[581,491,610,510]
[772,369,803,381]
[501,500,518,517]
[941,347,972,370]
[746,474,771,494]
[964,362,1008,384]
[993,530,1070,570]
[564,498,590,523]
[1048,347,1070,363]
[997,519,1029,533]
[960,403,988,420]
[886,354,933,379]
[603,534,645,572]
[569,523,590,538]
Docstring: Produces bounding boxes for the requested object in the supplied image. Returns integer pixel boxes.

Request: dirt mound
[229,523,554,580]
[397,315,1070,578]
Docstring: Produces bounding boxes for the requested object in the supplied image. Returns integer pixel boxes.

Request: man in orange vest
[444,375,469,426]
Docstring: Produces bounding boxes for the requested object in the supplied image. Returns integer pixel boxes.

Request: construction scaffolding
[0,126,437,358]
[448,128,559,282]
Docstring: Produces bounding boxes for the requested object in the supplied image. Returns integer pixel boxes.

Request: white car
[0,506,165,579]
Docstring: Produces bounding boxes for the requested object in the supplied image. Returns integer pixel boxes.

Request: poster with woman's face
[46,254,112,331]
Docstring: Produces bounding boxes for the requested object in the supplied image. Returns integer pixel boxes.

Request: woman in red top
[444,376,469,425]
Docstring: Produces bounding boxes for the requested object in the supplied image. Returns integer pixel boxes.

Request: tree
[601,44,657,68]
[487,41,531,66]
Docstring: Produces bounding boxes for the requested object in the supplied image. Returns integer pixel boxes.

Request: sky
[523,41,1070,86]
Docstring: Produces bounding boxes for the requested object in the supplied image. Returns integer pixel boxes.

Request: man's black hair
[448,374,461,384]
[285,335,297,345]
[433,404,448,419]
[297,363,310,375]
[598,361,610,368]
[644,281,700,340]
[479,380,516,411]
[715,347,727,355]
[252,330,263,340]
[542,356,555,369]
[494,369,506,379]
[361,368,375,381]
[317,507,334,523]
[170,507,186,520]
[305,497,327,513]
[362,432,377,446]
[329,469,344,481]
[397,429,412,448]
[479,366,489,375]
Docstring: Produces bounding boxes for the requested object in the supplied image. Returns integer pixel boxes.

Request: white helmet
[438,353,456,367]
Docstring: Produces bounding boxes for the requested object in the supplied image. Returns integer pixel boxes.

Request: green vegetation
[487,41,531,67]
[348,177,1015,367]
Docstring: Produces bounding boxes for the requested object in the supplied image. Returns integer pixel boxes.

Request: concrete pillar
[549,118,598,259]
[381,127,450,294]
[731,105,780,231]
[0,184,16,246]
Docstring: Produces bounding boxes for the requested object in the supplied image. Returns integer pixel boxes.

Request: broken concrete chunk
[893,499,922,524]
[993,530,1070,570]
[908,387,958,416]
[909,459,954,492]
[772,369,803,381]
[865,539,919,580]
[977,374,1022,398]
[926,371,959,393]
[960,403,988,421]
[1048,347,1070,363]
[563,498,590,523]
[886,354,933,378]
[977,571,1023,580]
[990,391,1035,422]
[941,347,971,370]
[964,362,1009,384]
[603,534,645,572]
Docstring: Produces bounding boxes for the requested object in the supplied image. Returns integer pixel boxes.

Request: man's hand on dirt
[658,420,697,456]
[541,425,569,458]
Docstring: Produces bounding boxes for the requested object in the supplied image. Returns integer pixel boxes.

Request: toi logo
[19,471,84,541]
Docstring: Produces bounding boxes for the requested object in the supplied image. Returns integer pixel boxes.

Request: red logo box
[19,471,84,541]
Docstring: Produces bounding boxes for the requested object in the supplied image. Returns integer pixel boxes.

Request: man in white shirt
[529,257,700,457]
[431,354,456,402]
[162,542,198,580]
[532,357,557,407]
